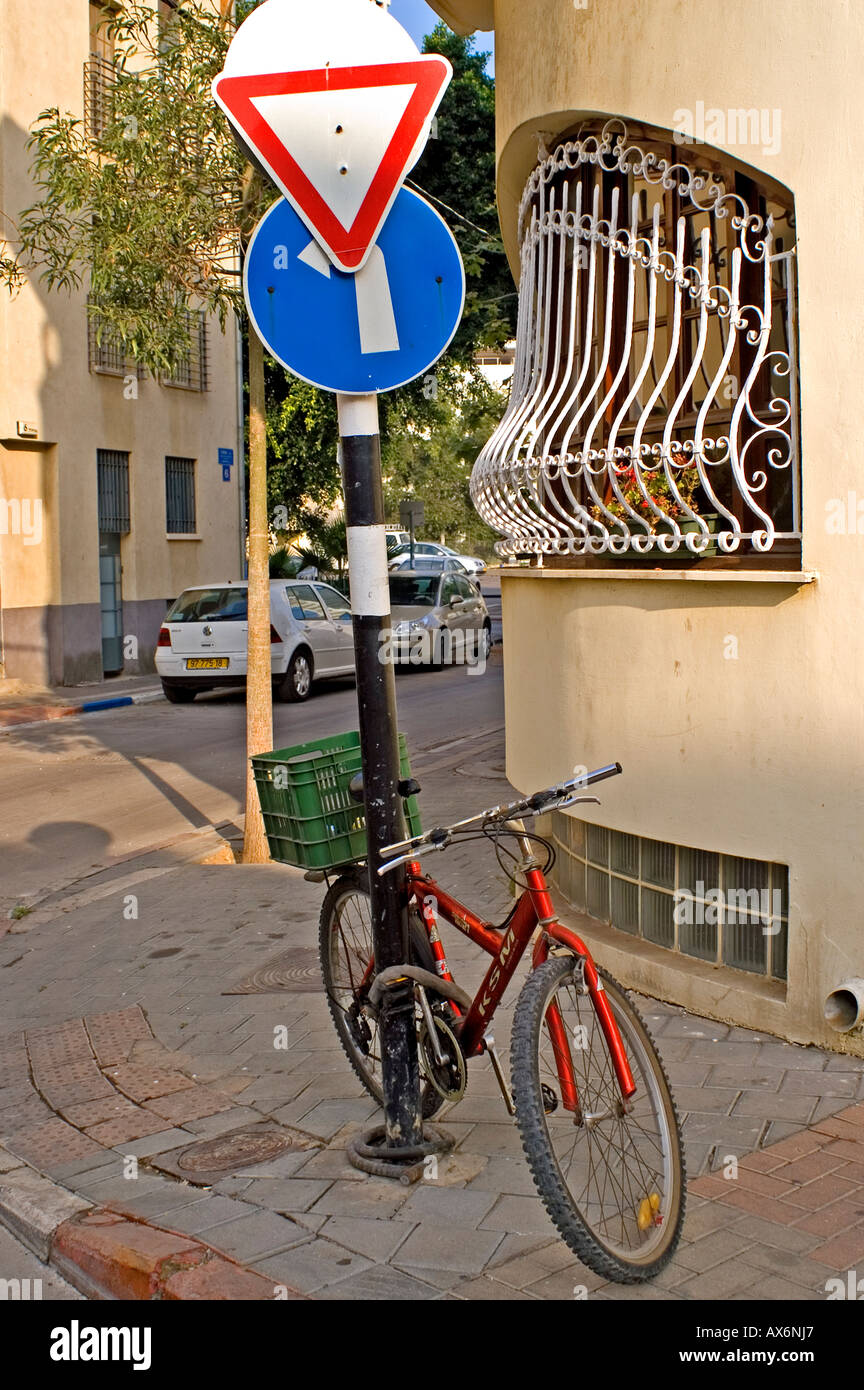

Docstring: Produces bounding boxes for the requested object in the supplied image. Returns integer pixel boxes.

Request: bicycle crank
[418,1014,467,1103]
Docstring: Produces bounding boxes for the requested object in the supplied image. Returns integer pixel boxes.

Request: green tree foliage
[412,23,514,356]
[262,364,341,528]
[382,361,502,554]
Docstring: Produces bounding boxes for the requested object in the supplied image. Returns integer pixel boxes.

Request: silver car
[387,541,487,575]
[388,569,492,668]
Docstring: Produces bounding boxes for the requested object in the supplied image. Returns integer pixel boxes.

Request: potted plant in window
[596,451,720,558]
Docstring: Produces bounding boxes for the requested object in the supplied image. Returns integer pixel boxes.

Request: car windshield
[166,587,247,622]
[388,575,440,607]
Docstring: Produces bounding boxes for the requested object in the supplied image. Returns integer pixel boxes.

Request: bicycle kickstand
[484,1033,516,1116]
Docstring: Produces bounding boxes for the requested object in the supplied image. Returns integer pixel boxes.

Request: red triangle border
[214,56,450,270]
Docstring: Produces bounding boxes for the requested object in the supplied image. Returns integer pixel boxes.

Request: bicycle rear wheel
[511,956,685,1282]
[318,871,445,1119]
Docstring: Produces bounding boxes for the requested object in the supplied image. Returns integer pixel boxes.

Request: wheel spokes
[330,890,383,1083]
[537,977,673,1258]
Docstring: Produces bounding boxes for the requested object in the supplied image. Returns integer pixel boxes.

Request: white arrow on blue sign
[243,186,464,395]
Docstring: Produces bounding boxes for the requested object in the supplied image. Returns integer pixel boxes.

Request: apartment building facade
[0,0,243,685]
[433,0,864,1053]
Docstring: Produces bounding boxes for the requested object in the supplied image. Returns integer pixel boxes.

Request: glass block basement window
[552,815,788,981]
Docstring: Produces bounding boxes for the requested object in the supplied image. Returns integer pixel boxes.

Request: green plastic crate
[251,729,421,870]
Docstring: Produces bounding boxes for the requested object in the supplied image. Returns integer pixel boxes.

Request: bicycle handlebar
[376,762,622,876]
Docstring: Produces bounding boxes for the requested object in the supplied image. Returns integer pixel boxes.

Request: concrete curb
[0,686,165,734]
[0,1149,303,1301]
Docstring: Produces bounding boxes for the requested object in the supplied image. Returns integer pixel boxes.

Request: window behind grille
[97,450,130,534]
[471,118,800,568]
[165,456,196,534]
[162,312,209,392]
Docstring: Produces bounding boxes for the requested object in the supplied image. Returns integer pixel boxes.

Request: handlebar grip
[530,762,622,811]
[588,762,623,785]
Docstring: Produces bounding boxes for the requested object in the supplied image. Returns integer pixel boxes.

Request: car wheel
[481,622,492,660]
[162,681,196,704]
[277,648,313,702]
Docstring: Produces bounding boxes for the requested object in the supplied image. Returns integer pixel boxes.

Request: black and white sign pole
[337,392,423,1151]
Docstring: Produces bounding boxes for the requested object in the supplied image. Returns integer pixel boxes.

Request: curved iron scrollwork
[471,120,800,560]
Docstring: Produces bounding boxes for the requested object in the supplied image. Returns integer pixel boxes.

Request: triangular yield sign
[214,56,451,272]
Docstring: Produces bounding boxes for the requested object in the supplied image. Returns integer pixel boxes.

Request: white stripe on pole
[337,392,380,437]
[346,524,390,616]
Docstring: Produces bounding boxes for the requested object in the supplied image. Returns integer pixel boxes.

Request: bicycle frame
[405,853,637,1106]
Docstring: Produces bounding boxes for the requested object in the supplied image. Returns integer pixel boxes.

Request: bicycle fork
[511,822,637,1119]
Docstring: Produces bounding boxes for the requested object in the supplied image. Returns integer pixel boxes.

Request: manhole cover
[223,947,322,995]
[150,1124,319,1185]
[455,760,509,781]
[178,1128,294,1174]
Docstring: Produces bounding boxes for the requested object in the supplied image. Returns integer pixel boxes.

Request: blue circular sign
[244,187,465,394]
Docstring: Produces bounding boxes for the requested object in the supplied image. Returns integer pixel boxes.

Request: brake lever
[377,836,450,876]
[553,794,601,811]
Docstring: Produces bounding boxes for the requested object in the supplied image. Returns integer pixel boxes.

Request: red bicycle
[318,763,685,1283]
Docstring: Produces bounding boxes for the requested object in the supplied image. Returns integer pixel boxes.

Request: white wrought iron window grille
[471,120,800,564]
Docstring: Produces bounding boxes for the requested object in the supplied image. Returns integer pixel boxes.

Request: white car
[155,579,354,703]
[387,554,470,574]
[387,541,487,575]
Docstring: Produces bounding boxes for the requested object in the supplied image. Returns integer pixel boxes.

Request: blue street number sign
[243,187,464,394]
[219,447,233,482]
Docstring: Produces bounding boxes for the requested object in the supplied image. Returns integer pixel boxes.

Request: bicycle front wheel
[511,956,685,1282]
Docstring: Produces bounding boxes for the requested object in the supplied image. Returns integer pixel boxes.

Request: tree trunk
[243,325,273,863]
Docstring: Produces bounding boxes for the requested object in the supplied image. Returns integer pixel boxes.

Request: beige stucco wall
[434,0,864,1051]
[0,0,242,682]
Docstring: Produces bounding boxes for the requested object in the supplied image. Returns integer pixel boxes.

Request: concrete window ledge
[501,568,818,585]
[165,534,202,542]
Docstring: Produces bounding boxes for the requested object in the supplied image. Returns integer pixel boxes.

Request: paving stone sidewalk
[1,741,863,1300]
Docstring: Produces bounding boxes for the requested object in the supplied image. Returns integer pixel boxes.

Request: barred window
[83,53,115,141]
[97,449,130,534]
[472,119,800,568]
[165,456,196,534]
[162,312,209,392]
[86,3,116,140]
[87,297,144,378]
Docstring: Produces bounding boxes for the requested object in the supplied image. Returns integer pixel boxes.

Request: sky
[388,0,495,72]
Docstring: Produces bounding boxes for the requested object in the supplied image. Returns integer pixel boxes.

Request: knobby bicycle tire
[511,956,685,1282]
[318,871,446,1120]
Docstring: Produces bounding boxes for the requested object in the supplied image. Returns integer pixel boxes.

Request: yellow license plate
[186,658,229,669]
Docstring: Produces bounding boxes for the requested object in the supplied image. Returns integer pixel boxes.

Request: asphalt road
[0,625,504,915]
